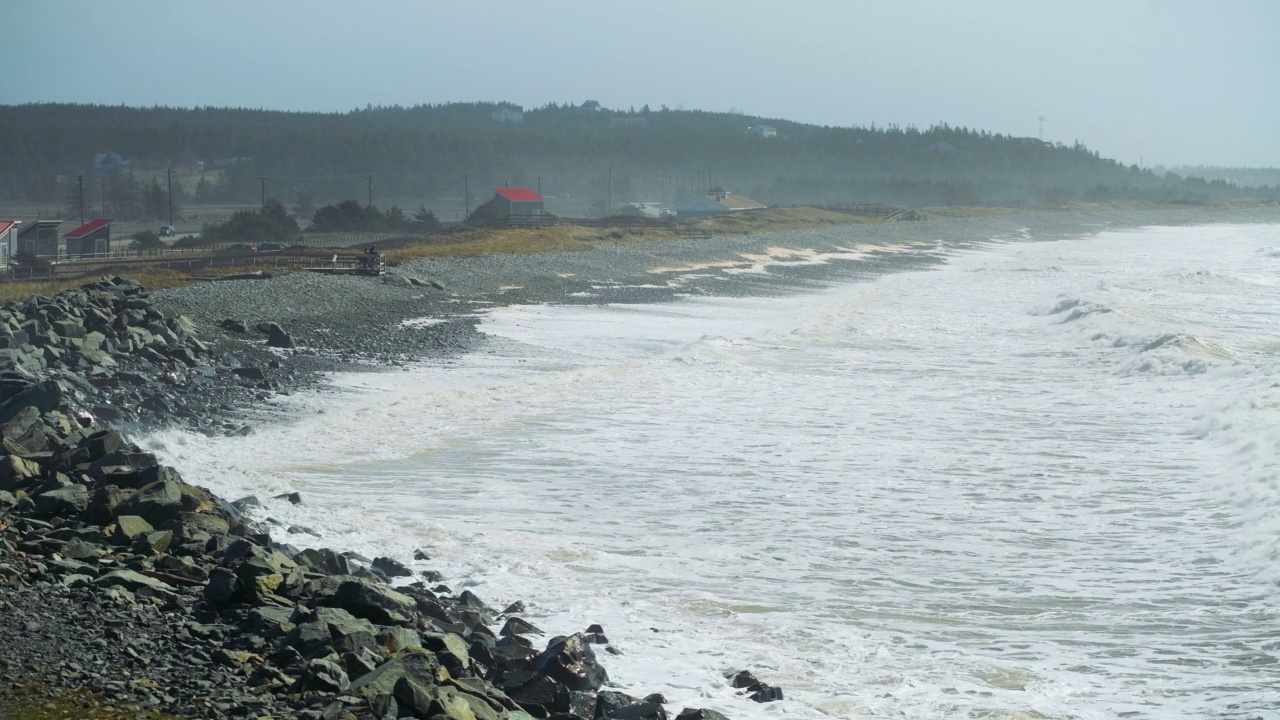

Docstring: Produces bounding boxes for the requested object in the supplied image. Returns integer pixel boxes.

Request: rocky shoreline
[2,206,1278,719]
[0,277,782,719]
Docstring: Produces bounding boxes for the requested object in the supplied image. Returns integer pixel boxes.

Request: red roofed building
[492,187,545,217]
[64,218,113,259]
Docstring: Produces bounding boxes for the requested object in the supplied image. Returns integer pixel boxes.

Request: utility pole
[537,176,542,196]
[607,166,612,214]
[1038,116,1045,141]
[707,167,712,190]
[367,174,373,208]
[256,176,270,211]
[463,174,470,217]
[76,175,85,225]
[166,168,174,226]
[100,177,107,216]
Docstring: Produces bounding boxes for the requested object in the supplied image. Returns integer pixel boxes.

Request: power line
[367,174,373,208]
[166,168,174,226]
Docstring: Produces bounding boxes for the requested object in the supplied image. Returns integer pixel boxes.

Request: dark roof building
[15,220,61,259]
[64,218,113,258]
[492,187,546,216]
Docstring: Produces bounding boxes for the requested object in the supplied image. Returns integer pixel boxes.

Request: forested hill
[0,102,1270,211]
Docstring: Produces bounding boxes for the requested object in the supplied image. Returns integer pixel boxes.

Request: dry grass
[384,226,600,264]
[0,267,200,303]
[384,207,880,264]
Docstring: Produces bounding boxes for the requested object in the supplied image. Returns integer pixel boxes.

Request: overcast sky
[2,0,1276,167]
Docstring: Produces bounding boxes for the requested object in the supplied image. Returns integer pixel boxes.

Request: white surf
[145,223,1280,719]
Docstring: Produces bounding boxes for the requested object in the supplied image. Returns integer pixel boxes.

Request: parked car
[214,243,257,256]
[159,225,177,237]
[257,242,287,252]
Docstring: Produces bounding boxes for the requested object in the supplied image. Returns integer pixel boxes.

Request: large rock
[394,676,436,718]
[674,710,731,720]
[296,547,351,575]
[316,606,378,653]
[112,479,183,525]
[203,568,245,606]
[51,320,86,340]
[297,658,350,693]
[34,485,89,516]
[261,322,296,349]
[93,569,177,594]
[532,634,608,692]
[112,515,155,543]
[349,650,441,697]
[325,578,417,625]
[372,556,413,578]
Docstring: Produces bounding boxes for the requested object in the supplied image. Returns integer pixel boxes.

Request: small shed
[64,218,113,259]
[493,188,545,217]
[15,220,62,259]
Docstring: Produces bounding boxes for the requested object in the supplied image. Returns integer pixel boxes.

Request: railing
[2,250,363,283]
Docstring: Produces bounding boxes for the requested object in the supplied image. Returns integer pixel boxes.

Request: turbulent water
[148,224,1280,719]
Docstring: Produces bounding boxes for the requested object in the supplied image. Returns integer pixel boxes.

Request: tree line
[1,102,1274,211]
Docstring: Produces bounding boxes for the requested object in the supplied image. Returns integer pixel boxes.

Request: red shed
[493,187,545,217]
[64,218,113,259]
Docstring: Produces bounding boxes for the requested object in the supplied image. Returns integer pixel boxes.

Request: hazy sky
[2,0,1276,167]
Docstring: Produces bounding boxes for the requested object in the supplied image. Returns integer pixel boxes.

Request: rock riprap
[0,276,307,431]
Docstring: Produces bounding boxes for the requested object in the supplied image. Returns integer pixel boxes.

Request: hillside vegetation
[2,102,1275,212]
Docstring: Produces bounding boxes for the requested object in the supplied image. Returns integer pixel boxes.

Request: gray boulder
[326,578,417,625]
[34,485,89,516]
[261,322,296,349]
[349,650,440,697]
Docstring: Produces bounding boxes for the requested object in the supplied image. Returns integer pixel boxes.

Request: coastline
[2,205,1279,719]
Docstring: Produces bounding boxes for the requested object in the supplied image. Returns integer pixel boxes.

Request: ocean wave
[1140,333,1234,361]
[1037,297,1115,323]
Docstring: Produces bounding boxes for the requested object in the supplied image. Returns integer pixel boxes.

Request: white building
[492,106,525,123]
[746,125,777,138]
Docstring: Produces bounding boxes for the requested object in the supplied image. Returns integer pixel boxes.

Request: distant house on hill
[63,218,112,259]
[492,105,524,123]
[580,100,602,112]
[746,125,777,138]
[676,187,766,219]
[0,221,18,262]
[15,219,61,258]
[492,187,546,217]
[94,152,129,176]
